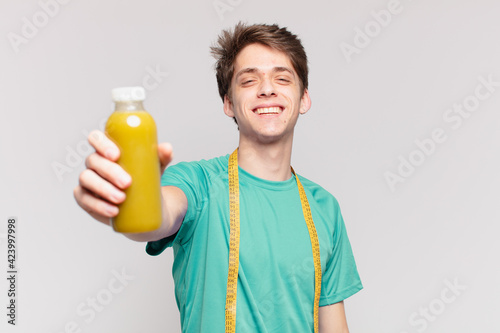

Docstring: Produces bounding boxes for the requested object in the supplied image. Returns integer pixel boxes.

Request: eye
[277,77,291,83]
[240,78,256,86]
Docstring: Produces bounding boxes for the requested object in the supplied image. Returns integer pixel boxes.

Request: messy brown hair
[211,22,309,103]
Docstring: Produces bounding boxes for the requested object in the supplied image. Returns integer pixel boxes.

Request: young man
[74,23,362,332]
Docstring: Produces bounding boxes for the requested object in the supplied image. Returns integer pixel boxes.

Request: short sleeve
[146,161,207,256]
[319,199,363,306]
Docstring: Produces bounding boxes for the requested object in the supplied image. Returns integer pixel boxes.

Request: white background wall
[1,0,499,332]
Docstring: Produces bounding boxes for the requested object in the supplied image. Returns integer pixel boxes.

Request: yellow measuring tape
[225,148,322,333]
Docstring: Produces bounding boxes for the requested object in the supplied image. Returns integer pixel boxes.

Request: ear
[223,95,235,118]
[299,89,311,115]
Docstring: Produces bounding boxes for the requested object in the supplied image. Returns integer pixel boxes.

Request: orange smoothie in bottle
[105,87,162,233]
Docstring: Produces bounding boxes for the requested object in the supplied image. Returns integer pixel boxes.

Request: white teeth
[255,107,282,114]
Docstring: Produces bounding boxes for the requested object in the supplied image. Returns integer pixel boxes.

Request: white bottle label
[126,115,141,127]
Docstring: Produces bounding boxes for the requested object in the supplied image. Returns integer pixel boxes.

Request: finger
[85,152,132,189]
[87,129,120,161]
[73,185,118,223]
[79,169,126,205]
[158,142,174,174]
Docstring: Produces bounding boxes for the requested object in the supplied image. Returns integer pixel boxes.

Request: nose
[258,78,277,97]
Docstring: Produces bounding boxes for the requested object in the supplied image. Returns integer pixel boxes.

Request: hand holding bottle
[73,87,175,234]
[73,130,174,225]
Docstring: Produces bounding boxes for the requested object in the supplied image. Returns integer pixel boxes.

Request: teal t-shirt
[146,155,362,332]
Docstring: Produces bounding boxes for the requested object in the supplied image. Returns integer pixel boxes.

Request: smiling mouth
[253,106,283,115]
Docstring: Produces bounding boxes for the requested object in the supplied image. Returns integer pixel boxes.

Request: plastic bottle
[105,87,162,233]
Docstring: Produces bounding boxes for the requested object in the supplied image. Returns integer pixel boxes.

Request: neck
[237,137,294,181]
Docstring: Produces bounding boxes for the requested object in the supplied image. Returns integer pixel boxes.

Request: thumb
[158,142,174,174]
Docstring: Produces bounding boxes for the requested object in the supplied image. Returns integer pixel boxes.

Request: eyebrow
[235,66,295,80]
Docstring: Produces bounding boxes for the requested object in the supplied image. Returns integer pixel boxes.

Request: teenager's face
[224,43,311,145]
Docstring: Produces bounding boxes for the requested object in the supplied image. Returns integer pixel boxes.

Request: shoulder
[296,174,340,209]
[297,175,347,241]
